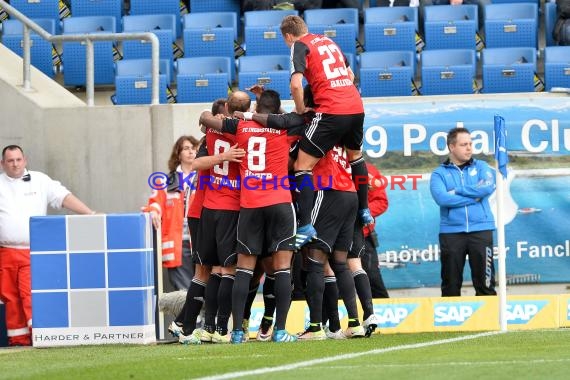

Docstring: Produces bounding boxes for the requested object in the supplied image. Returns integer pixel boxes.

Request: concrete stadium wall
[0,44,205,213]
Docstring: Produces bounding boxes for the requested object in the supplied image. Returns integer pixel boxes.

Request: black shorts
[348,222,365,259]
[196,207,238,267]
[188,217,199,256]
[300,112,365,158]
[237,203,296,255]
[307,190,357,254]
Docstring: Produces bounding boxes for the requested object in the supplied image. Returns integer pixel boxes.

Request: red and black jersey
[188,169,208,218]
[312,145,355,192]
[222,119,292,208]
[291,33,364,115]
[202,129,241,211]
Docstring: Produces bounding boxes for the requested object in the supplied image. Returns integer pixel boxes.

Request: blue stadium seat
[491,0,538,3]
[11,0,60,33]
[238,55,291,100]
[176,57,231,103]
[244,10,298,56]
[122,14,176,80]
[482,47,537,93]
[304,8,359,56]
[189,0,240,13]
[129,0,181,37]
[484,3,538,48]
[364,6,418,52]
[359,51,415,97]
[62,16,116,86]
[545,1,558,47]
[421,49,476,95]
[114,59,169,104]
[182,12,237,82]
[1,19,56,78]
[424,5,478,51]
[544,46,570,91]
[344,53,357,78]
[69,0,122,32]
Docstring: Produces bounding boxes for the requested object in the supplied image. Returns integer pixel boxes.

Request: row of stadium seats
[1,1,561,83]
[2,1,567,104]
[3,15,569,104]
[5,0,241,34]
[361,47,570,97]
[111,45,570,105]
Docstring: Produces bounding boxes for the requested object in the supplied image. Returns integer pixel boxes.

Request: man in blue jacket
[430,127,497,297]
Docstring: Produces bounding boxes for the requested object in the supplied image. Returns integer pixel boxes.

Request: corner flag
[494,115,508,179]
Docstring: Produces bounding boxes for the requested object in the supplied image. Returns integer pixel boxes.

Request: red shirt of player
[312,146,355,192]
[202,129,241,211]
[223,119,292,208]
[291,33,364,115]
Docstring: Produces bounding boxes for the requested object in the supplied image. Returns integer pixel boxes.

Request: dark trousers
[361,236,389,298]
[439,230,496,297]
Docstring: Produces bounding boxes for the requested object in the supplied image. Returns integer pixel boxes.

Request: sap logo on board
[567,300,570,320]
[506,301,547,325]
[433,302,483,326]
[373,304,418,328]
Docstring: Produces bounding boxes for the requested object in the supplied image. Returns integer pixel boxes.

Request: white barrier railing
[0,0,160,106]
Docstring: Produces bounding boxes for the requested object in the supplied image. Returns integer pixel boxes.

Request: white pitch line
[192,331,502,380]
[309,357,570,370]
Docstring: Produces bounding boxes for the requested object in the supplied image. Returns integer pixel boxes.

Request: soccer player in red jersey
[199,90,298,343]
[242,90,370,340]
[175,98,246,345]
[181,94,248,345]
[280,15,372,249]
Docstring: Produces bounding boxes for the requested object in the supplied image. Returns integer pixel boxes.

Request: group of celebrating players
[152,15,380,344]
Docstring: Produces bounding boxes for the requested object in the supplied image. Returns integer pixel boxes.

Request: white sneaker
[325,327,346,340]
[344,325,365,338]
[363,314,379,337]
[256,325,273,342]
[179,329,202,345]
[212,331,231,344]
[168,321,183,338]
[200,329,214,343]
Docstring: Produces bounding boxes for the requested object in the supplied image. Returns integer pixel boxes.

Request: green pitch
[1,330,569,379]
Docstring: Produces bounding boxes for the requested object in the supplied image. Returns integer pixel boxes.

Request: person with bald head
[199,89,299,343]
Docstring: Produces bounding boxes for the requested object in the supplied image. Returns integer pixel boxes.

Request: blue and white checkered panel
[30,214,155,332]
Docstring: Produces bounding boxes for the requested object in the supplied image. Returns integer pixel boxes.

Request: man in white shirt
[0,145,94,346]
